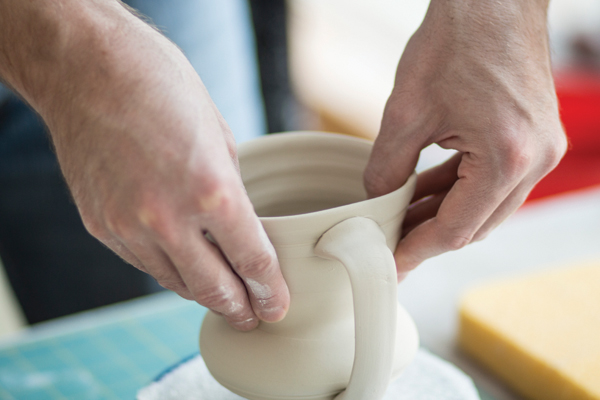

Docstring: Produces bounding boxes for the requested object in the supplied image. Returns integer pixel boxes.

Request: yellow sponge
[458,263,600,400]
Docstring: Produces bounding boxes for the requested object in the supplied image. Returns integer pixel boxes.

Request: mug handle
[314,217,397,400]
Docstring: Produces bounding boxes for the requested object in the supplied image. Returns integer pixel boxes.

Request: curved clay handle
[314,217,397,400]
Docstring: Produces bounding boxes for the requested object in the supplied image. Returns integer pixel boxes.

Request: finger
[412,152,462,202]
[123,239,195,301]
[399,154,460,238]
[81,217,149,274]
[103,236,149,274]
[402,190,448,237]
[471,177,537,242]
[205,187,290,323]
[397,271,410,283]
[364,98,426,198]
[401,153,462,235]
[394,153,523,272]
[163,232,260,331]
[212,105,240,172]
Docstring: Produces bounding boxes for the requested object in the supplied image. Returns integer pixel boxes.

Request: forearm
[1,1,108,106]
[410,0,558,127]
[427,0,550,38]
[0,1,172,127]
[423,0,552,67]
[0,1,200,169]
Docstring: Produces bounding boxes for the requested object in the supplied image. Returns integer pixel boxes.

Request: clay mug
[200,132,419,400]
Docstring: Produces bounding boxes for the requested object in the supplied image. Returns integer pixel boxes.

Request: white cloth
[137,348,480,400]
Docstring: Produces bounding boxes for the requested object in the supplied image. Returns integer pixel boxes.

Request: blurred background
[1,1,600,399]
[1,0,600,341]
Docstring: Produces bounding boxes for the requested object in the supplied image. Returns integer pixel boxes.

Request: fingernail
[230,317,259,331]
[397,271,409,283]
[257,306,287,323]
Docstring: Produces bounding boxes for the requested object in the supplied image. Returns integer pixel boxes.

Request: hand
[364,0,567,280]
[0,1,289,330]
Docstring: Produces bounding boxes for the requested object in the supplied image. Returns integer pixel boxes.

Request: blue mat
[0,297,206,400]
[0,294,495,400]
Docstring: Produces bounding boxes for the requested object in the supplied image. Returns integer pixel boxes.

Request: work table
[2,186,599,400]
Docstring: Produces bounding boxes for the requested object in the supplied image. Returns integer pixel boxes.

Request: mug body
[200,132,419,400]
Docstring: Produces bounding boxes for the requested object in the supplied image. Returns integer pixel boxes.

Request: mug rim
[238,131,416,223]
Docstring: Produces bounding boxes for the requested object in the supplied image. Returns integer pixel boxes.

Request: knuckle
[444,234,471,251]
[541,132,568,171]
[136,202,179,246]
[80,214,105,239]
[151,268,179,284]
[497,140,533,181]
[235,251,276,278]
[471,230,490,243]
[122,256,144,271]
[195,176,238,217]
[194,284,239,313]
[104,214,135,241]
[158,279,187,293]
[493,123,568,182]
[439,224,473,251]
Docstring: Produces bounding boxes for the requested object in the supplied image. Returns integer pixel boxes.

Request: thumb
[364,99,425,198]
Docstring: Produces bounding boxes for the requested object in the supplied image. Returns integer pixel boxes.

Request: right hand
[2,1,289,331]
[363,0,567,280]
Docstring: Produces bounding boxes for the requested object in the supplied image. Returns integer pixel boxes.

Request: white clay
[200,132,419,400]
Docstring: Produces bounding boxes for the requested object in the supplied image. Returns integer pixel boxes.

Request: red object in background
[526,69,600,202]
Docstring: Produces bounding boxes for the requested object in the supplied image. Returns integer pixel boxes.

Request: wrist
[423,0,551,60]
[426,0,550,28]
[415,0,555,100]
